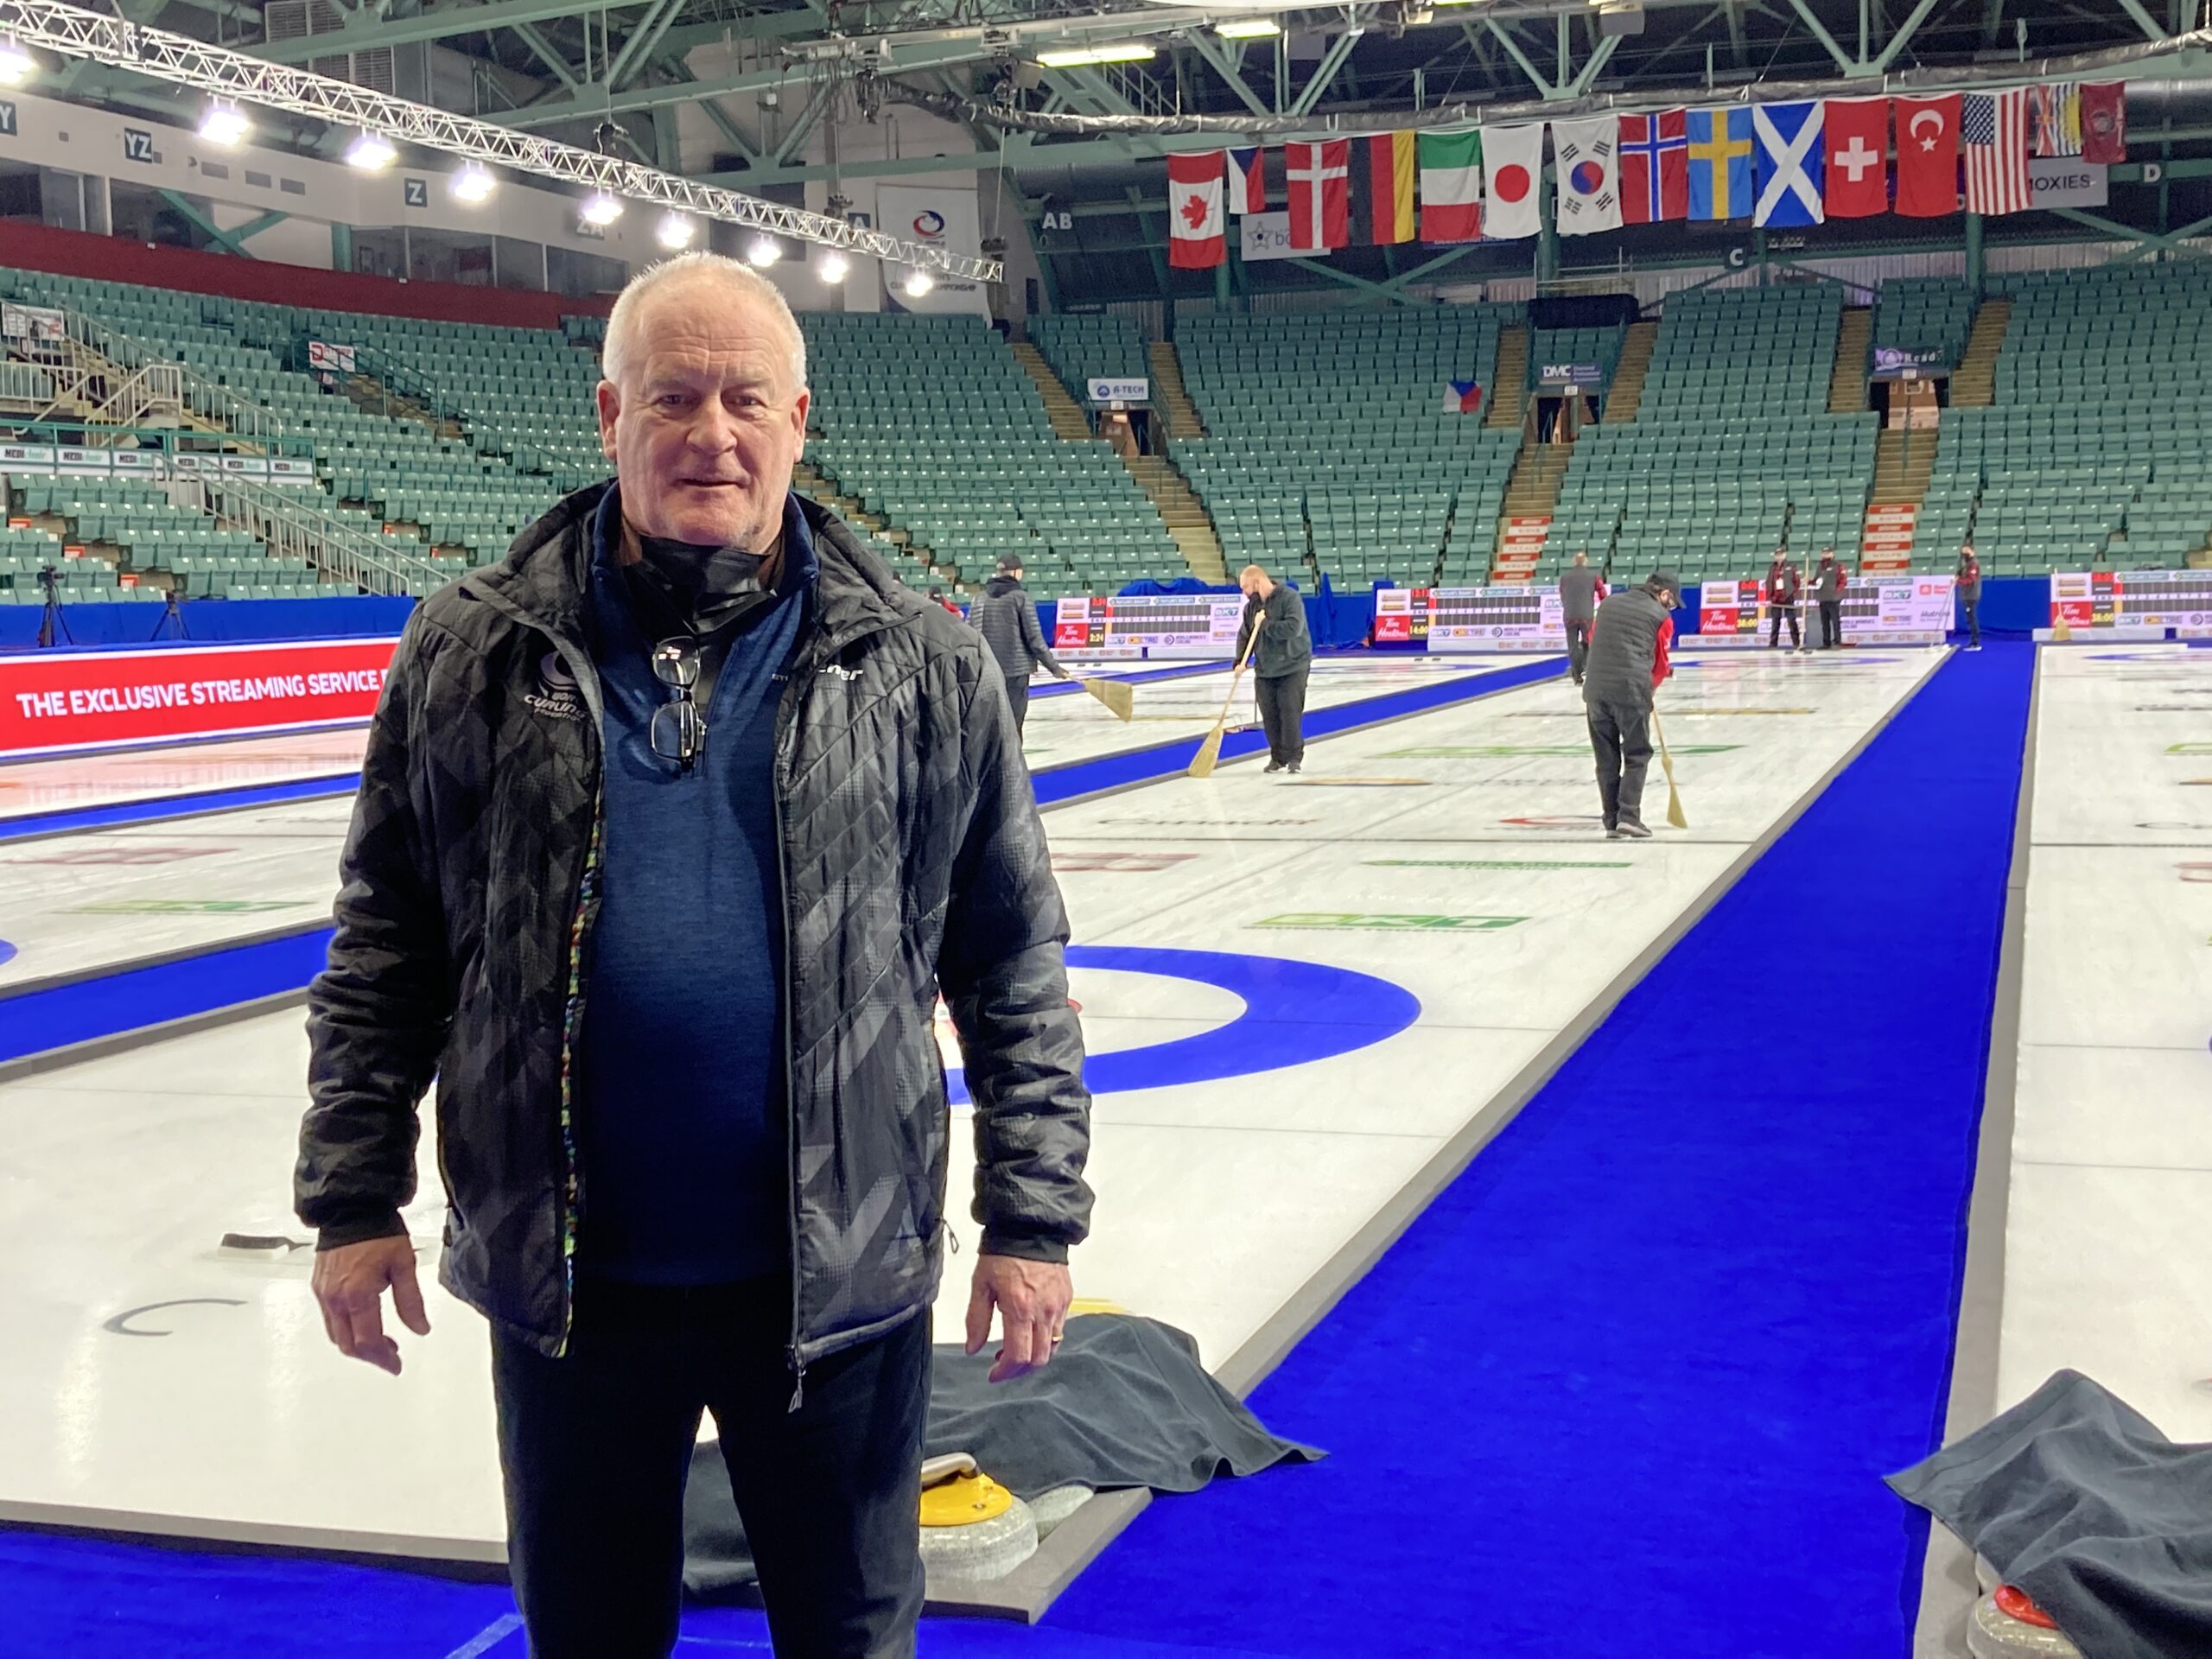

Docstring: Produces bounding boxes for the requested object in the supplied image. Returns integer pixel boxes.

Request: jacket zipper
[773,652,807,1412]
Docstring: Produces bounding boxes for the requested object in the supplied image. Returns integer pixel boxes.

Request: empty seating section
[1172,308,1520,589]
[1031,315,1147,403]
[0,521,75,603]
[3,477,302,600]
[1552,286,1872,584]
[800,313,1179,594]
[1948,265,2212,574]
[1872,277,1974,370]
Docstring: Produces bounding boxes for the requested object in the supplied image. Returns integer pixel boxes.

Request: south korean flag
[1551,118,1622,235]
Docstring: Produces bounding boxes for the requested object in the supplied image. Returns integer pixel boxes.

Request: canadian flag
[1167,152,1225,268]
[1286,140,1351,251]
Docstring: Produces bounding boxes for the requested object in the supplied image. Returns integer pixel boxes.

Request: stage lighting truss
[0,0,1001,283]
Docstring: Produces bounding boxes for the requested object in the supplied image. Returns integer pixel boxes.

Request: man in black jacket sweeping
[969,555,1069,734]
[297,253,1091,1659]
[1236,563,1313,774]
[1584,569,1677,840]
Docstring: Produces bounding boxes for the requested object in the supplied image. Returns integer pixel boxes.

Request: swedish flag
[1687,108,1754,221]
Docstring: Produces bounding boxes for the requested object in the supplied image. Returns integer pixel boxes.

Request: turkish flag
[1167,151,1225,268]
[1286,139,1351,251]
[1823,98,1889,218]
[1894,93,1961,218]
[2080,83,2126,164]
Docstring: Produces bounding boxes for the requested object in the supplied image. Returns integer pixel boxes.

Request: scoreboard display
[1694,574,1955,646]
[1374,586,1566,652]
[2050,569,2212,636]
[1051,594,1247,659]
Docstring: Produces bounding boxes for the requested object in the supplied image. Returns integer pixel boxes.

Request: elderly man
[1236,563,1313,774]
[297,252,1091,1659]
[1583,569,1677,840]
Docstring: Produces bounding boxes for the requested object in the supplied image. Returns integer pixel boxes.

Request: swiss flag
[1617,109,1688,224]
[1823,98,1889,218]
[1286,139,1351,251]
[1894,93,1961,218]
[1167,151,1225,269]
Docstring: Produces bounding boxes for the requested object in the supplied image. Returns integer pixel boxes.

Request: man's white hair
[601,252,808,394]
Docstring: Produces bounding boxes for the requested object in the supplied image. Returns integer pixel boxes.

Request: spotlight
[657,211,697,251]
[0,39,33,86]
[580,191,624,226]
[1213,18,1281,37]
[817,250,850,284]
[451,163,496,204]
[1035,42,1155,67]
[746,233,782,267]
[345,131,397,171]
[903,267,935,298]
[199,103,250,147]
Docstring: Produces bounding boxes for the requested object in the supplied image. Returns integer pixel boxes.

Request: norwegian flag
[1962,91,2032,216]
[1617,109,1688,223]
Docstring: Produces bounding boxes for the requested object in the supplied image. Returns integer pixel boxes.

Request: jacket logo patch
[818,664,862,682]
[525,650,585,721]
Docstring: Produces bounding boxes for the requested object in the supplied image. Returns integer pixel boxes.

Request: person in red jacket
[1765,550,1802,651]
[1956,543,1983,650]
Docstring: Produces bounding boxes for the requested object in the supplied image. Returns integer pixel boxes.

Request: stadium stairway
[1484,325,1529,430]
[1602,320,1658,423]
[1493,434,1573,582]
[1951,299,2012,407]
[1860,424,1942,571]
[1147,340,1205,438]
[1010,343,1096,441]
[1827,307,1873,412]
[1119,451,1226,583]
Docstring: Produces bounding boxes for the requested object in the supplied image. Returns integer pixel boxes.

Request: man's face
[596,278,810,550]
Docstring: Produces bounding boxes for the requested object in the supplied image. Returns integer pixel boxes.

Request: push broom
[1081,676,1135,721]
[1649,704,1689,830]
[1188,628,1261,779]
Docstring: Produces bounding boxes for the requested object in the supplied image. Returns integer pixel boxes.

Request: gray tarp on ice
[1887,1369,2212,1659]
[684,1314,1324,1599]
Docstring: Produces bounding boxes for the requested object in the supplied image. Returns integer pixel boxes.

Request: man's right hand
[311,1234,431,1376]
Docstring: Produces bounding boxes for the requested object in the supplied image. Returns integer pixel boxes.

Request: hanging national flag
[1963,91,2032,216]
[2030,83,2082,157]
[1481,123,1544,239]
[1894,93,1961,217]
[2080,83,2126,164]
[1686,108,1753,221]
[1353,132,1416,245]
[1227,147,1267,214]
[1823,97,1889,218]
[1417,127,1484,244]
[1617,109,1688,224]
[1286,139,1351,251]
[1552,118,1621,235]
[1753,101,1825,227]
[1166,151,1225,269]
[1445,378,1483,416]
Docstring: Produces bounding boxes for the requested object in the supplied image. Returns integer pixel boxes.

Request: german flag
[1353,131,1416,245]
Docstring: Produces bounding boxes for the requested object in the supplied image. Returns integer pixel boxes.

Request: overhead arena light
[903,267,935,298]
[0,38,36,84]
[450,162,497,204]
[658,211,698,250]
[198,101,250,147]
[746,232,781,266]
[345,130,397,171]
[580,190,624,226]
[1212,18,1281,37]
[1034,42,1155,67]
[817,249,850,284]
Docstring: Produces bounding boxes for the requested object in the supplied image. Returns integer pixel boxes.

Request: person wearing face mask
[297,254,1091,1659]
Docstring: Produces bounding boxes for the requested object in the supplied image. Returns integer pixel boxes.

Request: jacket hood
[983,575,1023,598]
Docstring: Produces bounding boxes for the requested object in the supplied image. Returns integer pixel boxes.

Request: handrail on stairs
[194,472,448,598]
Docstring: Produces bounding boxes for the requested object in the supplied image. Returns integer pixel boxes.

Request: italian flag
[1418,127,1483,244]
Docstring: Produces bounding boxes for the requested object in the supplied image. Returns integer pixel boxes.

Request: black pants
[1962,597,1980,645]
[1255,665,1308,766]
[1819,600,1843,649]
[1769,604,1801,648]
[492,1276,931,1659]
[1003,674,1031,735]
[1566,619,1593,682]
[1587,700,1652,830]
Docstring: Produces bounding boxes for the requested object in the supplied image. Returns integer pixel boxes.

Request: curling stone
[1967,1588,2082,1659]
[918,1452,1036,1584]
[1027,1485,1093,1541]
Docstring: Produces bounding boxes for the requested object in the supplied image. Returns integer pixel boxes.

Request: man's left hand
[966,1253,1073,1383]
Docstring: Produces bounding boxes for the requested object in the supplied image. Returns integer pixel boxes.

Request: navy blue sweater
[576,488,814,1284]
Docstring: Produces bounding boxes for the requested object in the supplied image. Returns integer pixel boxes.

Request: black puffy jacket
[297,484,1093,1373]
[969,575,1063,679]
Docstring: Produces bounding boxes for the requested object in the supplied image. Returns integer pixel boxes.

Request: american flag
[1963,91,2032,215]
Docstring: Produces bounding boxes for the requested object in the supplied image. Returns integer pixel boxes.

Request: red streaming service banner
[0,639,399,757]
